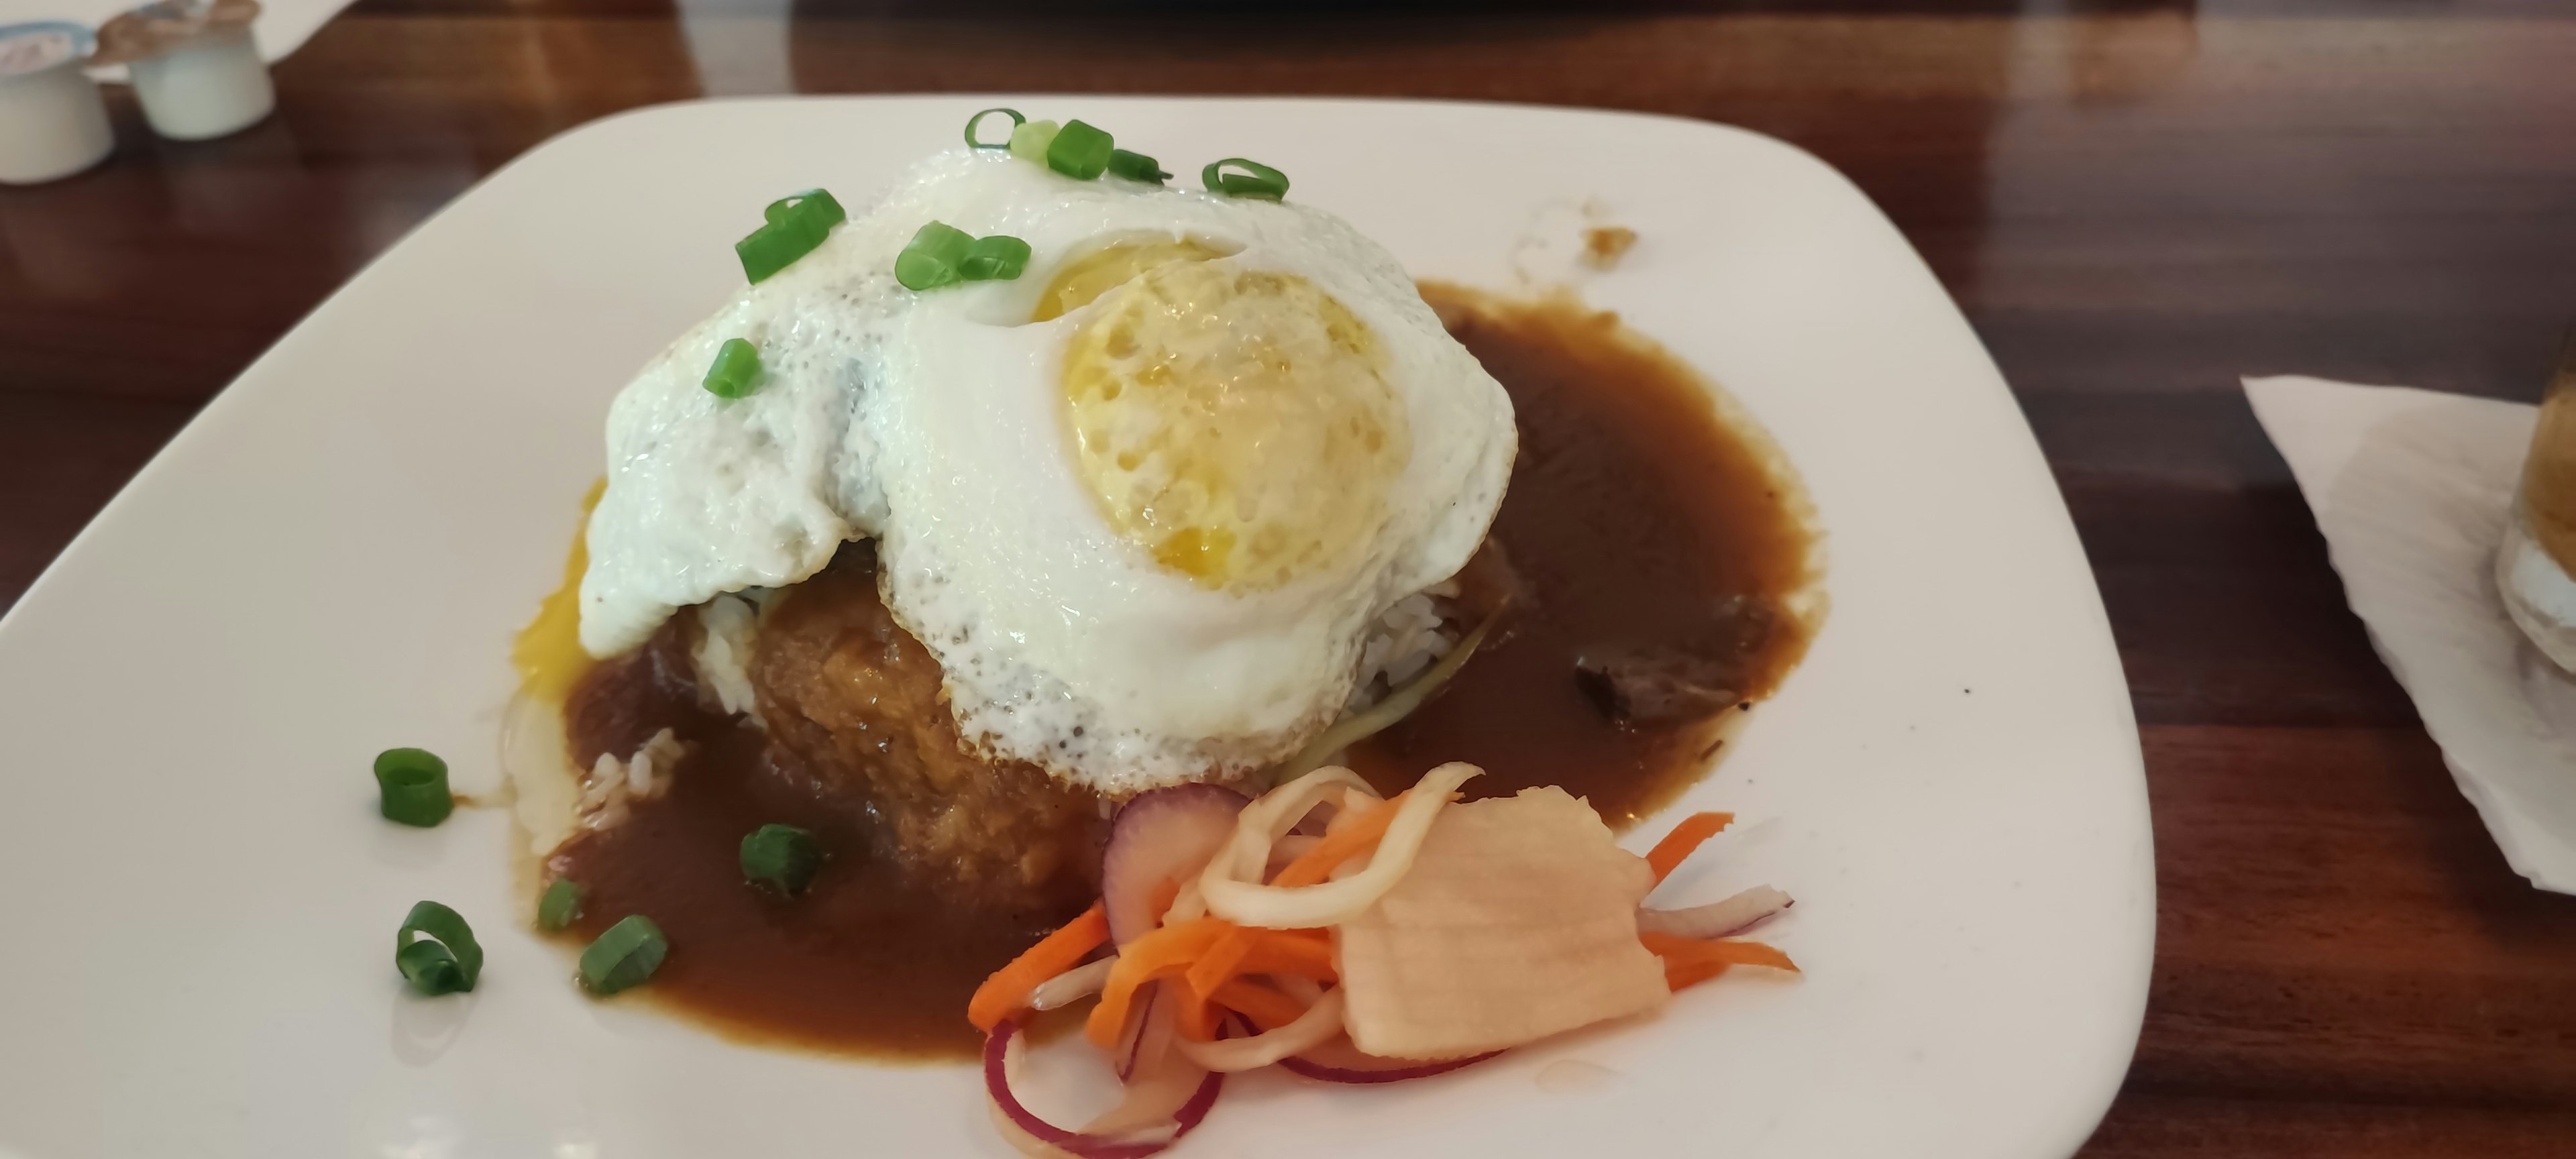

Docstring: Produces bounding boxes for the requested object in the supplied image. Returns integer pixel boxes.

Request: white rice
[576,727,684,832]
[692,593,763,720]
[1347,582,1464,711]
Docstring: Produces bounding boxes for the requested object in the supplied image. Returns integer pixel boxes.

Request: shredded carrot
[1269,791,1408,889]
[1210,979,1311,1032]
[1643,812,1734,883]
[1638,930,1799,991]
[968,901,1110,1032]
[1085,918,1236,1046]
[1174,985,1220,1041]
[1227,929,1336,983]
[1183,928,1255,999]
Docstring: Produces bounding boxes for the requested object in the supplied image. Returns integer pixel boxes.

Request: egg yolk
[1057,250,1410,593]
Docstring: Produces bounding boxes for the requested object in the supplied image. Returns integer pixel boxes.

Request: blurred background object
[93,0,274,140]
[2502,329,2576,669]
[0,21,111,183]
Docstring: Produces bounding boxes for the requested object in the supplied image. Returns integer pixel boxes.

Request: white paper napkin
[2246,375,2576,892]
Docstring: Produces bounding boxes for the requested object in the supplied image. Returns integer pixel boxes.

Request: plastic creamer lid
[93,0,258,66]
[0,21,94,79]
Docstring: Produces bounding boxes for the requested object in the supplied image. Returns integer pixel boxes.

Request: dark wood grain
[6,1,2576,1152]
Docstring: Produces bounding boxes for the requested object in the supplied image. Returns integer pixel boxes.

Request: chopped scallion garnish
[961,235,1032,282]
[1008,119,1061,165]
[964,107,1025,150]
[702,337,763,399]
[395,900,482,996]
[579,914,668,995]
[1201,158,1289,202]
[735,188,846,284]
[1046,119,1114,180]
[374,748,452,828]
[896,221,976,290]
[741,823,822,895]
[1108,148,1170,184]
[537,879,585,931]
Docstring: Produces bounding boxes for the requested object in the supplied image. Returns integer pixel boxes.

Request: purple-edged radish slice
[985,1017,1222,1159]
[1102,783,1248,946]
[1281,1035,1502,1085]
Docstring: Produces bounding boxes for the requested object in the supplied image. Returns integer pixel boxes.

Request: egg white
[581,149,1515,792]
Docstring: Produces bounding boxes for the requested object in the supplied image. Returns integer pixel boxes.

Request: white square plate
[0,97,2150,1159]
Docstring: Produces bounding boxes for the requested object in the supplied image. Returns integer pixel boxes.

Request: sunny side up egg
[579,148,1517,793]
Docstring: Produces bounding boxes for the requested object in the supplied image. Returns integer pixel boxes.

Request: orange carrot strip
[1269,791,1410,889]
[1638,930,1799,991]
[1183,928,1254,999]
[1210,979,1312,1032]
[1232,930,1337,982]
[1643,812,1735,883]
[1084,918,1235,1046]
[1175,985,1220,1041]
[967,901,1110,1032]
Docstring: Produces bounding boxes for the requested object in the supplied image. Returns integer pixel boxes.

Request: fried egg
[580,148,1515,793]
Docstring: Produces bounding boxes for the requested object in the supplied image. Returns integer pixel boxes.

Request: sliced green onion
[964,107,1025,150]
[579,914,668,995]
[960,235,1032,282]
[702,337,763,399]
[537,879,585,932]
[1046,119,1114,180]
[764,188,845,229]
[1108,148,1170,184]
[1201,158,1290,202]
[741,823,822,895]
[374,748,451,828]
[395,900,482,996]
[735,188,845,284]
[896,221,975,290]
[1008,119,1061,164]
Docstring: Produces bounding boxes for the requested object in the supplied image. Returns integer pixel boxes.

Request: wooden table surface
[6,0,2575,1153]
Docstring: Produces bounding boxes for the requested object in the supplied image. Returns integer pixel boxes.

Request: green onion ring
[741,823,823,895]
[735,188,846,284]
[374,747,452,827]
[702,337,763,399]
[580,914,669,995]
[896,221,976,290]
[1046,119,1114,180]
[537,879,585,932]
[763,188,845,229]
[395,900,482,996]
[1008,119,1061,165]
[1107,148,1170,184]
[964,107,1026,150]
[959,235,1033,282]
[1201,158,1290,202]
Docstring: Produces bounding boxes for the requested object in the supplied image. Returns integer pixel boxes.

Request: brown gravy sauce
[549,285,1819,1060]
[1352,284,1819,826]
[551,628,1068,1059]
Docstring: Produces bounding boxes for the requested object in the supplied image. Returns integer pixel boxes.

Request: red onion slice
[1103,785,1249,946]
[1280,1036,1503,1085]
[1111,982,1166,1083]
[984,1017,1222,1159]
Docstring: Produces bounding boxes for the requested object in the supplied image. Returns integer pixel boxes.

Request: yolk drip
[513,478,604,704]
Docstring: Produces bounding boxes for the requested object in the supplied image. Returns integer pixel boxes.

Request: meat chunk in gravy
[749,547,1107,914]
